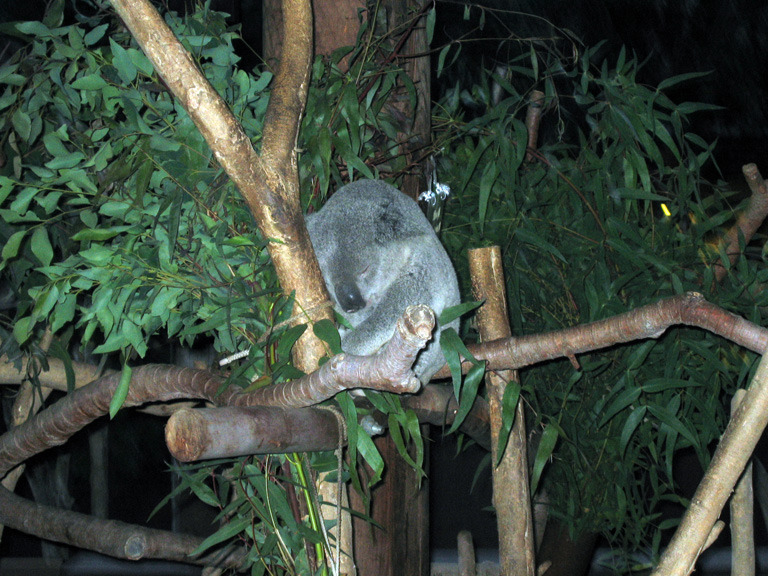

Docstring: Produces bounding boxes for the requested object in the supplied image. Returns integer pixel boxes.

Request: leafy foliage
[0,6,280,367]
[436,34,759,565]
[0,4,416,572]
[2,1,764,572]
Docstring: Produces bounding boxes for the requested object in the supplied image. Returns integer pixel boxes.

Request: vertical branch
[524,90,545,162]
[714,163,768,283]
[468,246,535,576]
[457,530,477,576]
[730,389,755,576]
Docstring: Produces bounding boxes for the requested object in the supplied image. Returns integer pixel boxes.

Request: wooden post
[468,246,536,576]
[349,431,430,576]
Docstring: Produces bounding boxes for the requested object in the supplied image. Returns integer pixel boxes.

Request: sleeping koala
[306,179,460,384]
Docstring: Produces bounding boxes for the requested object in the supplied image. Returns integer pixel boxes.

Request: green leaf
[110,39,137,84]
[647,404,698,447]
[357,432,384,486]
[50,292,76,334]
[43,0,65,27]
[46,151,85,170]
[71,226,128,241]
[10,187,38,215]
[426,7,436,45]
[71,74,107,90]
[109,362,132,419]
[190,515,249,556]
[276,323,307,360]
[12,109,31,140]
[515,227,566,263]
[448,361,485,435]
[388,413,420,471]
[493,379,521,466]
[83,24,109,45]
[530,424,558,495]
[0,177,14,205]
[620,405,647,456]
[439,300,482,325]
[13,316,34,345]
[599,387,641,428]
[657,71,712,92]
[2,230,26,260]
[477,162,498,228]
[15,21,51,37]
[313,319,342,355]
[31,227,54,266]
[48,339,76,393]
[439,327,483,401]
[80,244,115,265]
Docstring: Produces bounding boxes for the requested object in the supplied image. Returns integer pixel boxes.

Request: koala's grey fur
[306,179,460,384]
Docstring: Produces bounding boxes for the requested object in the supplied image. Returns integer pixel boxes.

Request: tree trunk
[263,0,364,69]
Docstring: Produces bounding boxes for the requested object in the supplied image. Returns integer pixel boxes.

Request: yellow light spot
[661,203,671,217]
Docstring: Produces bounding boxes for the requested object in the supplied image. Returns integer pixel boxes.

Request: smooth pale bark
[469,246,536,576]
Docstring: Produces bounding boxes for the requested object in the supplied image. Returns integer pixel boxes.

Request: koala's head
[306,180,428,326]
[324,240,413,324]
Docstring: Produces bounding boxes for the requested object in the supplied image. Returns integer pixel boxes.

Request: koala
[306,179,460,384]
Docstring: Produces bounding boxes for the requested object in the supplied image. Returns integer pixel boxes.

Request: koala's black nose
[335,281,366,313]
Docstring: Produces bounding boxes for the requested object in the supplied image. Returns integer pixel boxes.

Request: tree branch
[165,406,344,461]
[0,484,246,568]
[651,343,768,576]
[469,246,535,576]
[108,0,331,373]
[714,163,768,282]
[433,291,768,378]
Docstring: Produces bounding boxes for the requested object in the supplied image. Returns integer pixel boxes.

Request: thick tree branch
[469,246,535,576]
[166,406,344,461]
[729,389,755,576]
[0,485,246,568]
[433,291,768,378]
[0,354,102,389]
[108,0,331,373]
[0,306,434,477]
[714,163,768,282]
[652,343,768,576]
[164,387,493,460]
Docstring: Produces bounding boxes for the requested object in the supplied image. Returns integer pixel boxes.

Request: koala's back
[306,179,460,384]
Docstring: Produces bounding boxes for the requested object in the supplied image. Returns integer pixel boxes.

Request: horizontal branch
[0,484,245,568]
[241,304,435,406]
[166,384,493,461]
[403,384,491,451]
[434,292,768,378]
[166,406,343,461]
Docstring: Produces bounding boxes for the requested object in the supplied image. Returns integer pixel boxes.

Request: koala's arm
[340,243,455,356]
